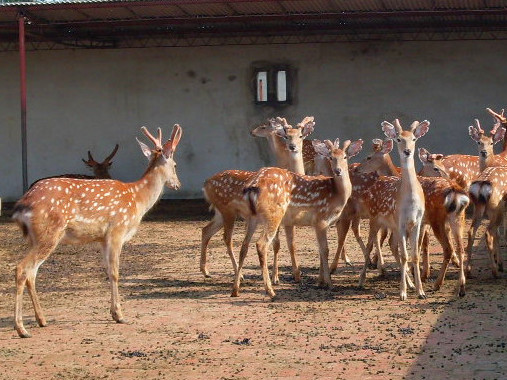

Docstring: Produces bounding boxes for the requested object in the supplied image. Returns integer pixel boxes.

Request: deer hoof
[418,293,427,300]
[400,292,407,301]
[15,326,31,338]
[231,290,239,297]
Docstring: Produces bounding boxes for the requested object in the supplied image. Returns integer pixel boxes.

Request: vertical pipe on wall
[18,14,28,193]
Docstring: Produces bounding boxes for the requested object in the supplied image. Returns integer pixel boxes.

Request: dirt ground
[0,200,505,380]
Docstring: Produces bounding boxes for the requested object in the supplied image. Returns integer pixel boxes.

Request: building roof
[1,0,507,50]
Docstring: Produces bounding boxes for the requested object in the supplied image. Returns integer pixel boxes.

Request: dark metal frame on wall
[3,29,507,52]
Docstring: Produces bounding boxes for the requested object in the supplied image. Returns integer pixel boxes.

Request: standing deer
[486,107,507,156]
[201,117,315,281]
[13,125,182,338]
[82,144,120,179]
[232,138,363,298]
[357,120,429,300]
[467,166,507,278]
[29,144,120,188]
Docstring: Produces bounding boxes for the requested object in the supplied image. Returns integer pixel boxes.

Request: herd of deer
[10,108,507,338]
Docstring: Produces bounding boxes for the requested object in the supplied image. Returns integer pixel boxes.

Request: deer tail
[443,187,470,214]
[243,187,260,215]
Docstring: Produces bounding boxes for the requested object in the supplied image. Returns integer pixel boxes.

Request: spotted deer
[467,166,507,278]
[232,138,363,298]
[355,120,429,300]
[350,141,469,296]
[200,116,314,281]
[442,118,507,189]
[13,125,182,338]
[417,149,470,296]
[29,144,120,188]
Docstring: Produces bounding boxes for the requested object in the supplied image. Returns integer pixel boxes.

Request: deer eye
[412,138,416,141]
[396,138,401,142]
[366,156,372,160]
[433,167,439,172]
[477,141,481,145]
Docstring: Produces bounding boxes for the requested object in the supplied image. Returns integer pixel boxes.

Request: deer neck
[399,154,421,193]
[331,168,352,202]
[267,134,289,168]
[132,162,167,216]
[384,155,400,176]
[480,153,494,172]
[287,151,305,175]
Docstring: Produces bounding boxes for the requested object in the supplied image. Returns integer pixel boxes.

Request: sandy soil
[0,200,505,380]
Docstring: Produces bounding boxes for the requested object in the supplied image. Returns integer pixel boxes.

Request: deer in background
[232,138,363,298]
[30,144,120,188]
[442,117,507,190]
[486,107,507,156]
[13,125,182,338]
[200,117,314,282]
[467,166,507,278]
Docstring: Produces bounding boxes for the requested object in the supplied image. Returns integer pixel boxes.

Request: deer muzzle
[403,149,412,157]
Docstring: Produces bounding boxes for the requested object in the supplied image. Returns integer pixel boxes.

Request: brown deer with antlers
[200,117,314,281]
[232,138,363,298]
[442,116,507,190]
[13,125,182,338]
[467,166,507,278]
[29,144,120,188]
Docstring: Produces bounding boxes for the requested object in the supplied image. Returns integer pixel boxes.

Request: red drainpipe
[18,14,28,192]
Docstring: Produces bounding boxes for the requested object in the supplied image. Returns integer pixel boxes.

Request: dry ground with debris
[0,200,505,380]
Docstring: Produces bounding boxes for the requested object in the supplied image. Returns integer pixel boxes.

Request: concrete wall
[1,40,506,201]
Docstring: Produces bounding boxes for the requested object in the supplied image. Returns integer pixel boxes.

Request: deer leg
[331,218,351,273]
[231,218,258,297]
[358,221,377,287]
[256,224,278,298]
[315,225,332,288]
[200,211,224,277]
[409,222,426,299]
[397,232,410,301]
[15,230,61,338]
[374,229,386,276]
[419,225,430,282]
[372,228,389,269]
[283,225,301,283]
[104,238,126,324]
[485,225,500,279]
[449,213,466,297]
[388,232,414,289]
[432,221,454,292]
[222,214,239,276]
[466,207,484,278]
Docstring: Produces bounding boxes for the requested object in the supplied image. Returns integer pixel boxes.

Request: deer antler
[103,144,119,163]
[474,119,485,134]
[394,119,403,134]
[490,122,501,136]
[141,126,163,148]
[486,107,507,123]
[372,138,383,152]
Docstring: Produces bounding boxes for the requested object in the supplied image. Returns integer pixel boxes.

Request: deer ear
[347,139,363,158]
[381,121,397,139]
[418,147,429,164]
[299,116,315,138]
[493,126,506,145]
[136,138,152,159]
[381,139,394,154]
[468,126,481,142]
[312,140,330,157]
[435,154,444,160]
[414,120,430,139]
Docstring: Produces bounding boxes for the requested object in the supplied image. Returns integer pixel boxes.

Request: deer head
[136,124,182,190]
[356,138,395,175]
[382,119,430,164]
[468,119,506,159]
[314,138,363,176]
[418,147,449,178]
[82,144,119,179]
[272,116,315,154]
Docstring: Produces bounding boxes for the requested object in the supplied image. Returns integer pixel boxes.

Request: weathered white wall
[1,40,506,201]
